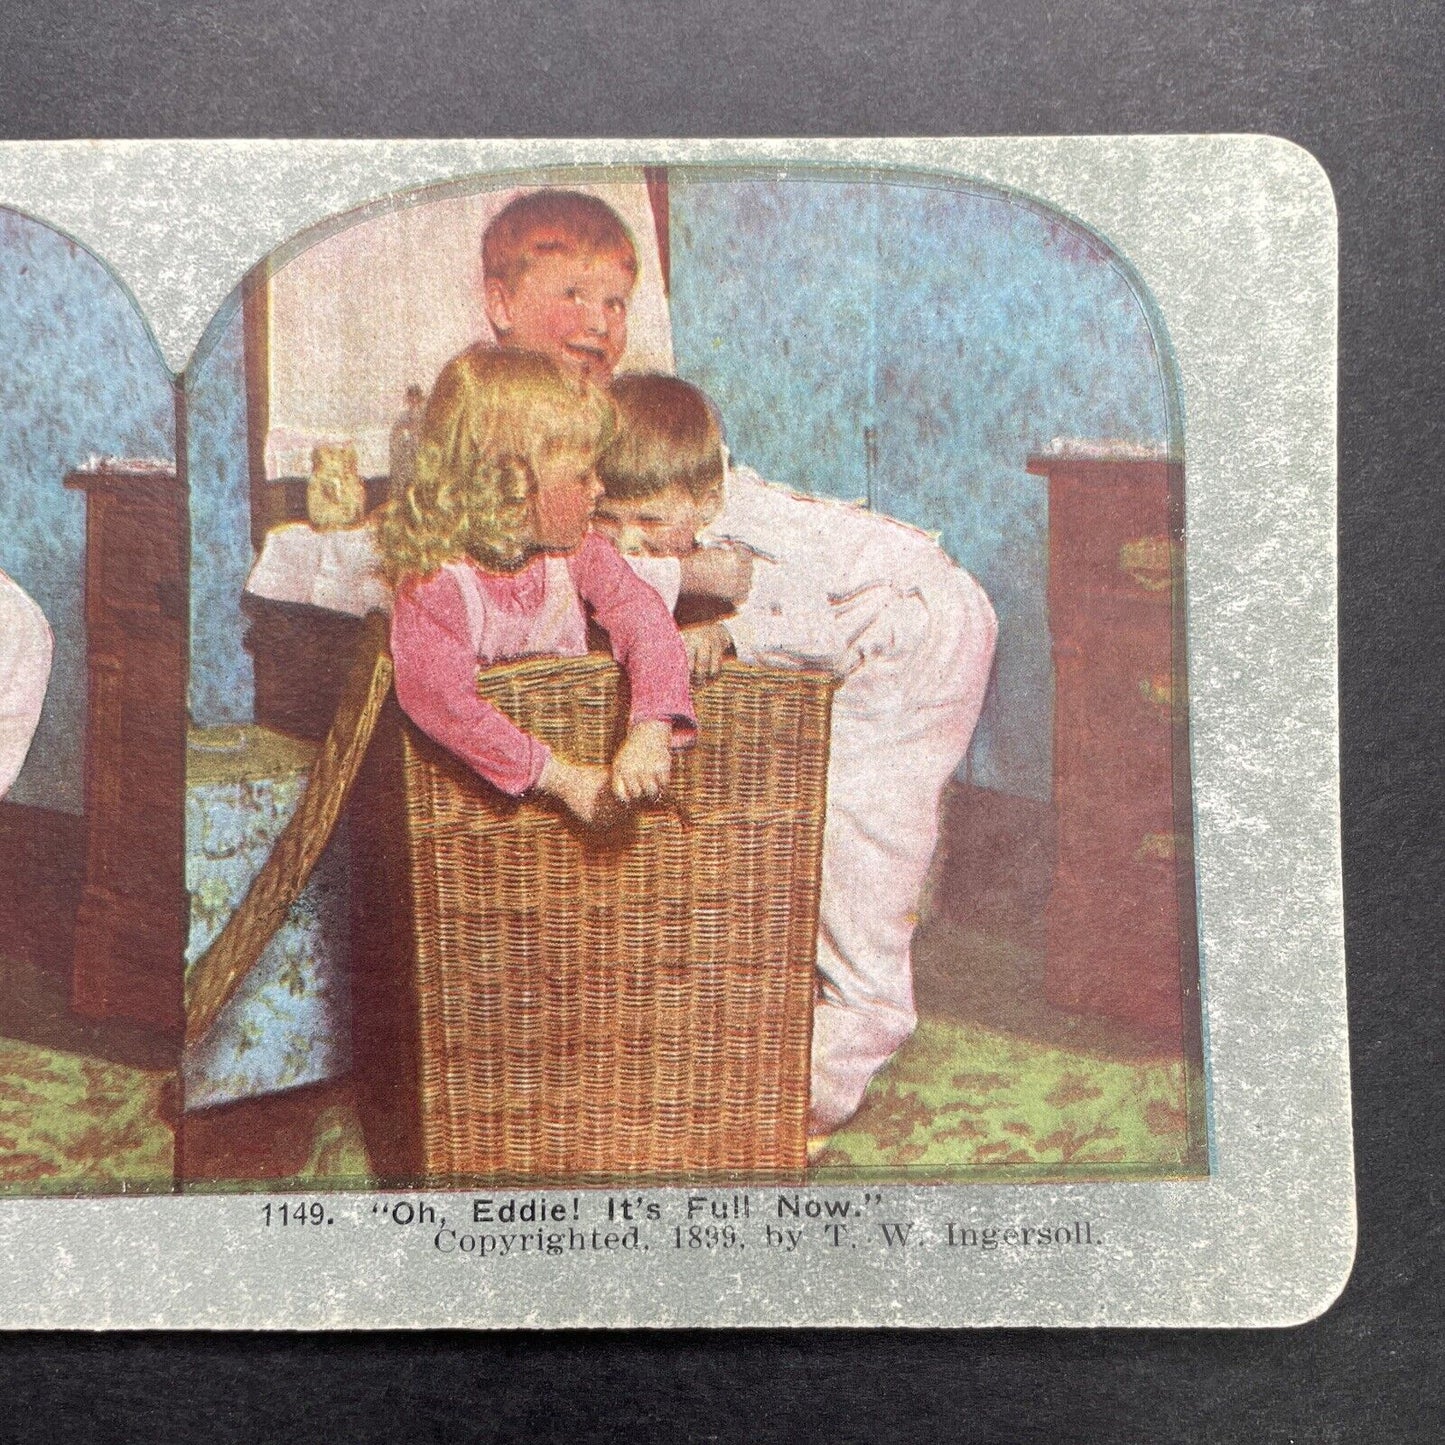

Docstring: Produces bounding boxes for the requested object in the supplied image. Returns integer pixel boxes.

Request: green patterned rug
[0,1014,1202,1192]
[0,1039,174,1194]
[812,1014,1203,1183]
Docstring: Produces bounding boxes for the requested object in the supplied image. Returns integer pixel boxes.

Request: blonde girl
[379,346,694,821]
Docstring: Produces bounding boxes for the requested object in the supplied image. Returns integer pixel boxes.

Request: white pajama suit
[639,469,997,1131]
[0,570,53,799]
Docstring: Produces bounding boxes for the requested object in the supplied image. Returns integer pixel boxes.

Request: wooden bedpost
[242,266,272,550]
[644,166,670,296]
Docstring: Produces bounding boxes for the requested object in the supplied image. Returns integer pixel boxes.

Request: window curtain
[264,173,674,479]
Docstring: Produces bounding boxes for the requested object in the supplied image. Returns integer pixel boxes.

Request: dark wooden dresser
[1029,453,1199,1041]
[66,461,188,1032]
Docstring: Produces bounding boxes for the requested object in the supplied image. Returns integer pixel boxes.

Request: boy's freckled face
[593,487,715,558]
[486,249,634,382]
[530,450,605,553]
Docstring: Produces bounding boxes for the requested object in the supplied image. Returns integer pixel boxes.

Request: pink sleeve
[389,570,550,796]
[570,533,696,743]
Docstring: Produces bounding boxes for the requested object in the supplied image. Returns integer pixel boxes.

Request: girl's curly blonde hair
[378,345,613,584]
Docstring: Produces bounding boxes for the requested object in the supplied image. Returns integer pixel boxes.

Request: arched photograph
[0,164,1205,1195]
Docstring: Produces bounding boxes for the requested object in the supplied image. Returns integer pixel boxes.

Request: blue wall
[0,209,174,814]
[668,174,1177,801]
[7,171,1176,808]
[186,301,255,726]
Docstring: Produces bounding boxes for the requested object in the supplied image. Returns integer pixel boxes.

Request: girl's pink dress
[390,531,694,795]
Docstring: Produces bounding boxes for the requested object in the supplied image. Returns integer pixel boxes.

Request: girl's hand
[684,622,733,683]
[610,720,673,803]
[679,545,753,605]
[537,754,614,826]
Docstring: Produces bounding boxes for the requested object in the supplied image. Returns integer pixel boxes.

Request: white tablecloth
[245,522,390,618]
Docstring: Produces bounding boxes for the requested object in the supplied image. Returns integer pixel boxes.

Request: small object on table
[305,441,368,531]
[388,383,427,501]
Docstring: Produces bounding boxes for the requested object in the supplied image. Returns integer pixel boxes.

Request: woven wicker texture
[184,615,393,1049]
[400,655,833,1179]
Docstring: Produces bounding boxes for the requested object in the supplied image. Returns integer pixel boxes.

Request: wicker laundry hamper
[350,654,834,1184]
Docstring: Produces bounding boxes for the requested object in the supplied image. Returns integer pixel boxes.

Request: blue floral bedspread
[182,726,351,1110]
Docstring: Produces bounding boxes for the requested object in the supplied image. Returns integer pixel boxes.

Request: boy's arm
[621,553,681,613]
[683,621,734,682]
[719,555,861,675]
[678,545,753,605]
[390,572,551,796]
[701,469,861,674]
[620,548,753,611]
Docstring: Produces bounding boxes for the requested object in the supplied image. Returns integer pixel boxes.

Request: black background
[1,2,1440,1440]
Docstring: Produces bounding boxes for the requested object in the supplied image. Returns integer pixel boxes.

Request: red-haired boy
[482,189,638,384]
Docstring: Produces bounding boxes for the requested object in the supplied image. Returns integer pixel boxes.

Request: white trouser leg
[809,570,996,1132]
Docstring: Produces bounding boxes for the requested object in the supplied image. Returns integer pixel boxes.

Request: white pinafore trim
[443,555,587,663]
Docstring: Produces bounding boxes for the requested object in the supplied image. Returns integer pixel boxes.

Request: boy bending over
[595,375,998,1136]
